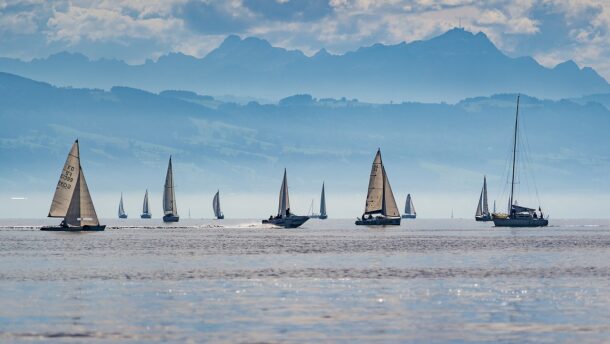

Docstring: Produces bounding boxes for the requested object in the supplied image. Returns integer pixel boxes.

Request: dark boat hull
[402,214,416,219]
[41,225,106,232]
[216,215,224,220]
[140,214,152,219]
[262,215,309,228]
[318,215,328,220]
[475,214,492,222]
[163,214,179,222]
[493,218,548,227]
[119,215,128,219]
[355,217,401,226]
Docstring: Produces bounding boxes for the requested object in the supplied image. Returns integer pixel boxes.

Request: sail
[118,194,125,217]
[163,157,178,215]
[475,190,483,216]
[405,194,415,215]
[277,169,290,217]
[213,191,222,218]
[364,150,384,214]
[48,141,80,217]
[381,166,400,217]
[482,176,489,214]
[142,190,149,214]
[319,183,326,217]
[65,167,99,226]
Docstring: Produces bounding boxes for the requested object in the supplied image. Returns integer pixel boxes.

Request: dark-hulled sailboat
[213,190,224,219]
[492,96,548,227]
[141,189,151,219]
[162,156,179,222]
[41,140,105,231]
[262,169,309,228]
[402,194,416,219]
[475,176,492,221]
[356,149,401,226]
[118,193,128,219]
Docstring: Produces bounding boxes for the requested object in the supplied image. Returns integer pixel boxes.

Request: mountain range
[0,28,608,103]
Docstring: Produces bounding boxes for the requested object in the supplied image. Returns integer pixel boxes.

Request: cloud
[174,0,253,34]
[243,0,334,22]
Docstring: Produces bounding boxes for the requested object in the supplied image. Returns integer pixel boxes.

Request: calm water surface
[1,218,610,343]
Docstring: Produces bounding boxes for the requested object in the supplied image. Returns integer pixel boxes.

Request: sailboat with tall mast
[141,189,151,219]
[213,190,224,219]
[492,95,548,227]
[308,183,328,219]
[402,194,416,219]
[262,169,309,228]
[41,139,105,231]
[162,156,179,222]
[475,176,492,221]
[118,193,128,219]
[356,149,401,226]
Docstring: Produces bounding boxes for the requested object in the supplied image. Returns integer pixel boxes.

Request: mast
[380,151,386,215]
[509,95,520,213]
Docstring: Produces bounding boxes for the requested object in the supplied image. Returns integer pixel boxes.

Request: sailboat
[492,96,548,227]
[118,193,128,219]
[355,149,401,226]
[308,183,328,219]
[213,190,224,219]
[41,140,105,231]
[262,169,309,228]
[141,189,151,219]
[402,194,416,219]
[162,156,179,222]
[475,176,492,221]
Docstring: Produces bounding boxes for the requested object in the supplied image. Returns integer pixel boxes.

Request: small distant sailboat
[355,149,401,226]
[475,176,492,221]
[118,193,128,219]
[213,190,224,219]
[492,96,548,227]
[402,194,416,219]
[262,169,309,228]
[308,183,328,219]
[41,140,105,231]
[141,189,151,219]
[162,156,179,222]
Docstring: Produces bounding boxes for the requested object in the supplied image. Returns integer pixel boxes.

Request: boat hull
[475,214,492,222]
[401,214,416,219]
[318,215,328,220]
[140,214,151,219]
[41,225,106,232]
[119,215,128,219]
[355,217,401,226]
[163,214,179,222]
[216,215,224,220]
[493,218,548,227]
[262,215,309,228]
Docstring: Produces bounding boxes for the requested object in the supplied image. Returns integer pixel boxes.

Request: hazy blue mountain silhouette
[0,28,607,102]
[2,71,610,201]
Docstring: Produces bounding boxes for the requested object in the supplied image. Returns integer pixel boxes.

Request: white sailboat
[308,183,328,219]
[492,95,548,227]
[41,140,105,231]
[213,190,224,219]
[402,194,416,219]
[162,156,179,222]
[475,176,491,221]
[356,149,401,225]
[118,193,128,219]
[141,189,151,219]
[262,169,309,228]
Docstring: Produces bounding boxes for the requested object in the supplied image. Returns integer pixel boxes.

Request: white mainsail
[365,150,384,214]
[382,166,400,217]
[142,189,150,214]
[163,156,178,216]
[118,194,126,217]
[277,169,290,217]
[48,140,99,226]
[476,190,484,216]
[320,183,327,217]
[213,190,222,218]
[405,194,416,216]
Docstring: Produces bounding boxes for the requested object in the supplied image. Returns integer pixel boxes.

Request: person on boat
[533,212,538,219]
[60,219,67,228]
[269,215,273,221]
[286,208,291,217]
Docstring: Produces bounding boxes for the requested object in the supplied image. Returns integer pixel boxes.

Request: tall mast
[509,95,520,211]
[379,149,386,215]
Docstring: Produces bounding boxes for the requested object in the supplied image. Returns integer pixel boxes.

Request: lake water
[1,218,610,343]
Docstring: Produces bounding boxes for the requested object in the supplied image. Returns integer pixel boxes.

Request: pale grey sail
[476,190,483,216]
[381,166,400,217]
[405,194,415,215]
[65,168,99,226]
[213,191,221,218]
[320,183,326,217]
[48,141,80,218]
[163,157,178,215]
[365,150,384,214]
[142,190,149,214]
[278,169,290,216]
[482,176,489,214]
[118,194,126,217]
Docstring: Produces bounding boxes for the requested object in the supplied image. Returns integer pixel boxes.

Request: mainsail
[118,194,126,217]
[48,140,100,226]
[163,156,178,216]
[405,194,416,216]
[213,190,222,218]
[277,169,290,217]
[364,149,400,217]
[319,183,327,217]
[142,189,150,214]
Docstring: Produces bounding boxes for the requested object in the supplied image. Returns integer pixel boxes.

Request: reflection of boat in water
[41,140,105,232]
[356,149,401,226]
[262,169,309,228]
[118,193,128,219]
[492,96,548,227]
[213,190,224,219]
[308,183,328,219]
[402,194,416,219]
[141,189,151,219]
[475,176,492,221]
[162,156,179,223]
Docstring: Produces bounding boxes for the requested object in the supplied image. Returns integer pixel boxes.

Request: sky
[2,0,610,79]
